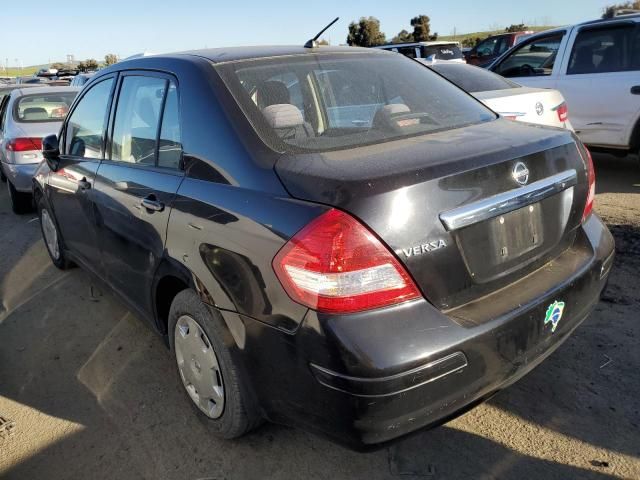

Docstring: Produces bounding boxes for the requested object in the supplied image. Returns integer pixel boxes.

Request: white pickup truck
[488,14,640,157]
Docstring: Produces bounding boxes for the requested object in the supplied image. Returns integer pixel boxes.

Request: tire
[7,180,33,214]
[168,289,262,438]
[37,196,73,270]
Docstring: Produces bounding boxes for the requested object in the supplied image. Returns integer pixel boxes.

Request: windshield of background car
[431,64,521,92]
[14,92,77,123]
[214,53,495,153]
[422,44,464,60]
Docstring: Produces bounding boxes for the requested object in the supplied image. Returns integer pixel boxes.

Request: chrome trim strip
[440,169,578,231]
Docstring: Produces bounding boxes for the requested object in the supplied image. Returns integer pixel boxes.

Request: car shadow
[592,152,640,195]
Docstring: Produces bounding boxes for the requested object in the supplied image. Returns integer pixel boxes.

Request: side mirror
[42,134,60,171]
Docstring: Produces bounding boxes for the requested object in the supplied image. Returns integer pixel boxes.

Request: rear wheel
[38,197,72,270]
[7,180,33,214]
[168,289,261,438]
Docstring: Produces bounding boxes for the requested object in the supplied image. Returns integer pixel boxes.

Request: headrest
[262,104,304,129]
[382,104,411,116]
[259,81,290,108]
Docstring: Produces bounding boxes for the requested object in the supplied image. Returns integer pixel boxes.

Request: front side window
[568,25,635,75]
[14,92,76,123]
[215,53,495,153]
[65,78,114,158]
[495,34,564,77]
[111,76,166,165]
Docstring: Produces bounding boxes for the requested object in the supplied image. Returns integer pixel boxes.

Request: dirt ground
[0,153,638,480]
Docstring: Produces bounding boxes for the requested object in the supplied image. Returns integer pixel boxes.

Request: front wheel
[168,289,262,438]
[7,180,33,214]
[38,197,72,270]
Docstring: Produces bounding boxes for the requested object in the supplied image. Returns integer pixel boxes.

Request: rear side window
[111,76,165,165]
[66,78,114,158]
[495,34,564,77]
[431,64,520,92]
[568,25,636,75]
[421,44,463,60]
[158,82,182,169]
[215,53,495,153]
[14,92,76,123]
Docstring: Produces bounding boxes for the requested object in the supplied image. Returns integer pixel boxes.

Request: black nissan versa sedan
[32,45,614,449]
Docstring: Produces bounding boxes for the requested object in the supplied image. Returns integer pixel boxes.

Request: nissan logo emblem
[512,162,530,186]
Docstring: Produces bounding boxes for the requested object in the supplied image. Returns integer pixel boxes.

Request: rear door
[556,21,640,148]
[48,76,116,268]
[491,31,568,89]
[93,71,183,318]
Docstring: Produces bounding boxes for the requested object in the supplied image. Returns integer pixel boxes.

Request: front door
[48,76,116,269]
[93,73,183,318]
[556,23,640,148]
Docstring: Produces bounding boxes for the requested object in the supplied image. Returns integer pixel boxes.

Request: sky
[2,0,613,67]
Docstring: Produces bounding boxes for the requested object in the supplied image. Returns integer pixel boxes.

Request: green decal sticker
[544,301,565,333]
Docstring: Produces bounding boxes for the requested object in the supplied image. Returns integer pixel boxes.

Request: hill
[440,26,556,43]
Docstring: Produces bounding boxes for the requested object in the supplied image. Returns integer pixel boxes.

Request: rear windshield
[214,53,495,153]
[430,63,521,93]
[14,92,77,123]
[422,44,463,60]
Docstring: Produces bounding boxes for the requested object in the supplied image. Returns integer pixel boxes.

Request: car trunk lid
[274,119,589,310]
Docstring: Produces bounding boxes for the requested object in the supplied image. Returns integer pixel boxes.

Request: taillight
[579,145,595,222]
[6,137,42,152]
[555,102,568,123]
[273,209,421,314]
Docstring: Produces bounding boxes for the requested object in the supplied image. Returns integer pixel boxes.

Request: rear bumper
[233,214,614,449]
[1,161,39,192]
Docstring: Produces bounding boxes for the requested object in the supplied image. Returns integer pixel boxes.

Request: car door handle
[78,178,91,190]
[631,86,640,95]
[141,195,164,212]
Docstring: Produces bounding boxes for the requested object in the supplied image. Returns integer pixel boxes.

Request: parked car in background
[70,72,96,87]
[0,86,79,212]
[430,62,573,130]
[488,14,640,157]
[376,41,465,63]
[33,46,612,449]
[466,31,534,67]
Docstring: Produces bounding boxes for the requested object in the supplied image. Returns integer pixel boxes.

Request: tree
[461,37,483,48]
[602,1,640,18]
[392,29,413,44]
[85,58,99,70]
[347,17,386,47]
[410,15,437,42]
[505,23,527,33]
[104,53,118,66]
[317,38,329,46]
[50,62,67,70]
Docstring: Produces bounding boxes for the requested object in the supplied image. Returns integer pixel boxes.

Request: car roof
[10,86,80,96]
[579,12,640,26]
[376,41,460,49]
[168,45,380,64]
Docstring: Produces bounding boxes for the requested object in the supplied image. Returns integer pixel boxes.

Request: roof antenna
[304,17,339,48]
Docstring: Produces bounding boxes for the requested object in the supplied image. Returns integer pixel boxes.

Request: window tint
[215,53,495,153]
[66,78,114,158]
[422,44,463,60]
[0,97,9,131]
[15,92,76,123]
[158,82,182,169]
[633,28,640,70]
[568,26,635,75]
[111,76,165,165]
[431,64,520,93]
[496,34,563,77]
[475,37,499,58]
[397,46,418,59]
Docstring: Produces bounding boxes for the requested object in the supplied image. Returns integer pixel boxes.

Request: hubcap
[174,315,225,419]
[41,209,60,260]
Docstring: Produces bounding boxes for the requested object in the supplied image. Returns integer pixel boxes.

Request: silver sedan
[0,86,79,213]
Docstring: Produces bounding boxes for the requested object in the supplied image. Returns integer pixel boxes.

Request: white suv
[488,14,640,157]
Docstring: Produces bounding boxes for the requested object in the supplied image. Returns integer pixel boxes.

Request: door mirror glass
[42,134,60,170]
